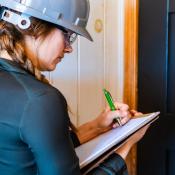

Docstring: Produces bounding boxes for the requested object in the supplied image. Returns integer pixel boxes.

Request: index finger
[114,102,129,111]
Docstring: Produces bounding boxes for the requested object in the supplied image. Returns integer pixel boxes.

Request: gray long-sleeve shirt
[0,58,128,175]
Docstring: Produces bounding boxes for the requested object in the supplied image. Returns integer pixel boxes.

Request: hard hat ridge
[0,0,93,41]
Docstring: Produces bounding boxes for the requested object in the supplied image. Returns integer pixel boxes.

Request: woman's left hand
[93,102,132,131]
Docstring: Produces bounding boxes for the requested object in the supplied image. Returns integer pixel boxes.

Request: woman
[0,0,148,175]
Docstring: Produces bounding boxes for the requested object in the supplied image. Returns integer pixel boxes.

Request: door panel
[170,0,175,12]
[167,13,175,114]
[138,0,175,174]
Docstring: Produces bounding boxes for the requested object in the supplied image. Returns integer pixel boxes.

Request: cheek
[37,44,64,71]
[36,30,65,70]
[39,40,63,60]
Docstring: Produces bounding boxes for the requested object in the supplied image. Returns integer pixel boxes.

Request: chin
[39,63,56,72]
[46,65,56,71]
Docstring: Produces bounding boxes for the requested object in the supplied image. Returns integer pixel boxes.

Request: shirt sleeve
[19,90,81,175]
[70,130,81,148]
[86,153,128,175]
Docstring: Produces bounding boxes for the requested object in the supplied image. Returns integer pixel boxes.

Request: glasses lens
[69,33,77,45]
[57,25,77,45]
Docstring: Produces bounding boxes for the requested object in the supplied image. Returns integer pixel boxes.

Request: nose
[64,44,73,53]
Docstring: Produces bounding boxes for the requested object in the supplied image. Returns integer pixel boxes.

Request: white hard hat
[0,0,93,41]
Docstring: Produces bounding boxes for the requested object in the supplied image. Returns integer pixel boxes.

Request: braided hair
[0,16,54,83]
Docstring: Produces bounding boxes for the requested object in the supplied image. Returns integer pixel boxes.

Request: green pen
[103,88,122,126]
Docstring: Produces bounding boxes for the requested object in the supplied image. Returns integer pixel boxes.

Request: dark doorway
[138,0,175,174]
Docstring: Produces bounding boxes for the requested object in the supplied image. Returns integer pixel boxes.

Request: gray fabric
[0,58,81,175]
[0,58,128,175]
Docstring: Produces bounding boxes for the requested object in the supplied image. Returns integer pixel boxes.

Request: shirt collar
[0,58,28,74]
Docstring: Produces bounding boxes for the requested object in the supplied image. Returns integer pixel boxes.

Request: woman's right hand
[93,101,131,132]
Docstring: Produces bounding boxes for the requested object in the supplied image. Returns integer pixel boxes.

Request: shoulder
[19,77,70,138]
[14,73,66,104]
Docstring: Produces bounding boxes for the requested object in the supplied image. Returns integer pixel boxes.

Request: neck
[0,51,13,61]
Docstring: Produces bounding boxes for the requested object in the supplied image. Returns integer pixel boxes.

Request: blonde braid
[0,21,49,83]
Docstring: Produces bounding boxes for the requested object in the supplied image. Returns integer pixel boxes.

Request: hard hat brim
[60,20,93,42]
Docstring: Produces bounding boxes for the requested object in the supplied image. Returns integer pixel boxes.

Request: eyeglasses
[56,25,78,46]
[63,31,77,46]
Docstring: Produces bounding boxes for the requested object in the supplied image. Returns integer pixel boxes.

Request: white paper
[75,112,160,168]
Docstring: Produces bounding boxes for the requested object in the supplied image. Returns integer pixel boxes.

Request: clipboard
[75,112,160,174]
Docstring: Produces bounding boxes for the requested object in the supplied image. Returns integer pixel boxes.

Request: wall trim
[124,0,139,174]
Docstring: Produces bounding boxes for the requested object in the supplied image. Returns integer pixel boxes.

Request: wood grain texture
[124,0,139,175]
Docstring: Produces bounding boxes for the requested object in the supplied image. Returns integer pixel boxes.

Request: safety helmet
[0,0,93,41]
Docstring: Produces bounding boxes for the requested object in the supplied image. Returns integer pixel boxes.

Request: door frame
[124,0,139,174]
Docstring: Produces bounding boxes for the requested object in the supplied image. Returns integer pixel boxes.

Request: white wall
[105,0,124,102]
[45,0,125,126]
